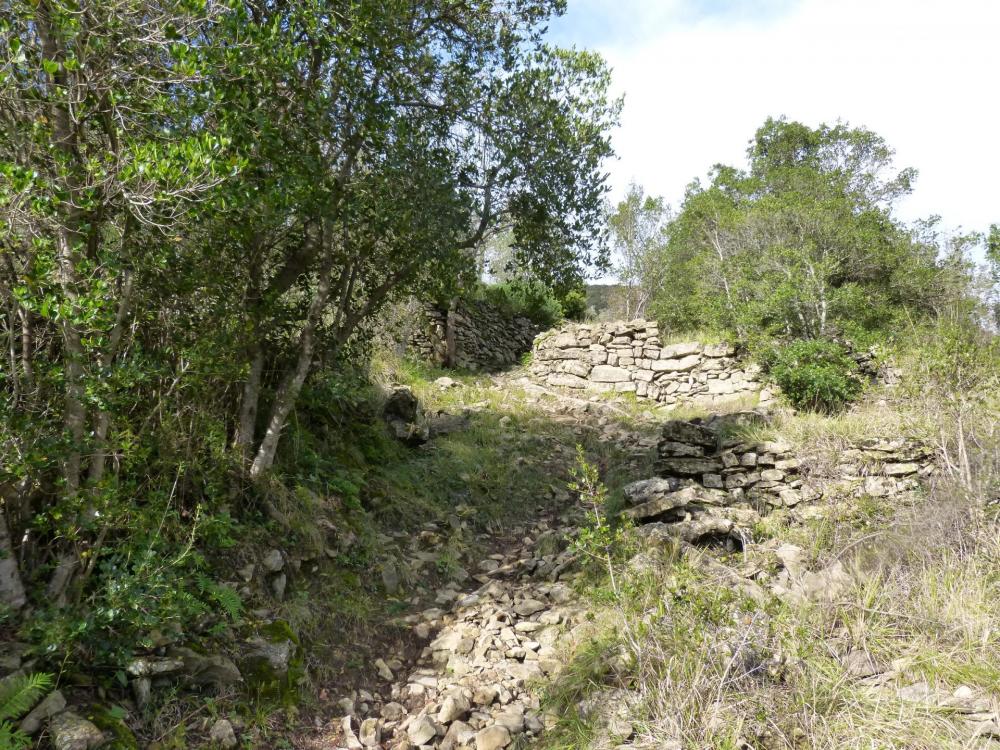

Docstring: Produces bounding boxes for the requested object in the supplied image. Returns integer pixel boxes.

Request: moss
[241,620,305,710]
[87,705,139,750]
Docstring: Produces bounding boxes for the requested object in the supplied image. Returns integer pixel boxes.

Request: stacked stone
[407,301,537,372]
[448,301,536,371]
[531,320,769,407]
[407,304,449,365]
[621,418,938,548]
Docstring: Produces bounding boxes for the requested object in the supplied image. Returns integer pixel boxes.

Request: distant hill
[585,284,626,320]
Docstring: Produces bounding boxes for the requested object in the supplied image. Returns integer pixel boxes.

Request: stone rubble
[321,354,990,750]
[328,511,591,750]
[618,414,938,549]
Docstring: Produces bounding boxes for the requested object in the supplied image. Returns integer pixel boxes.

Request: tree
[200,5,620,476]
[607,183,669,320]
[0,0,620,617]
[0,0,230,601]
[650,117,951,343]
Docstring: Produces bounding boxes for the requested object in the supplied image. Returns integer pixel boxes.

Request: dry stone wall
[624,415,937,549]
[531,320,772,407]
[407,300,537,372]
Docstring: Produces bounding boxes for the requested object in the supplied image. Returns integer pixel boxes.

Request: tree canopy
[647,117,962,343]
[0,0,619,644]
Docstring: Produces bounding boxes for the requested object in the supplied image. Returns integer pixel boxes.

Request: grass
[537,363,1000,750]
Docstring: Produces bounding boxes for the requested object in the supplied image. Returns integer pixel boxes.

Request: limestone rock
[659,456,723,476]
[383,386,421,424]
[170,647,242,687]
[660,421,717,448]
[48,712,105,750]
[359,718,382,747]
[621,477,682,507]
[438,693,471,724]
[209,718,238,748]
[262,548,284,572]
[19,689,66,735]
[475,724,512,750]
[408,715,440,745]
[652,354,701,372]
[590,365,631,383]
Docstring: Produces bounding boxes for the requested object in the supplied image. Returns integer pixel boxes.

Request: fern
[0,673,52,750]
[0,720,31,750]
[196,575,243,621]
[0,673,52,722]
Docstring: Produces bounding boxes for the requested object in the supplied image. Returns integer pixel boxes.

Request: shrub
[767,339,862,412]
[478,280,563,328]
[559,288,588,321]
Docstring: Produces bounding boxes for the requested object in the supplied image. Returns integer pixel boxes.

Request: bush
[767,339,862,412]
[478,280,563,328]
[559,289,588,321]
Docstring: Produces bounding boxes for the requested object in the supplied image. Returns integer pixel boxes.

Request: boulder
[621,477,682,507]
[475,724,512,750]
[660,421,717,448]
[636,514,737,546]
[209,718,238,749]
[359,718,382,747]
[408,715,440,745]
[383,386,420,423]
[651,354,701,372]
[19,689,66,735]
[660,342,701,358]
[169,647,242,687]
[883,462,919,476]
[659,456,723,476]
[546,373,588,389]
[48,712,105,750]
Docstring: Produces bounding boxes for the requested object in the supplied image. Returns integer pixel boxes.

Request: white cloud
[585,0,999,240]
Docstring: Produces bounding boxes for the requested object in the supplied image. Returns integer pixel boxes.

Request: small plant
[568,447,627,596]
[0,673,52,750]
[767,339,862,412]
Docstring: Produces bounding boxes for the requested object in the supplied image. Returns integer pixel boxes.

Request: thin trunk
[0,503,26,610]
[708,227,737,323]
[87,270,134,487]
[50,228,87,605]
[234,345,265,465]
[19,306,33,391]
[4,301,19,407]
[249,258,337,479]
[445,298,459,368]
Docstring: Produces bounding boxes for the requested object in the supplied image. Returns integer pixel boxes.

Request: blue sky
[545,0,999,262]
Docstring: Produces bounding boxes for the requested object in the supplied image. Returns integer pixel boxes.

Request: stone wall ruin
[531,320,772,408]
[406,300,537,372]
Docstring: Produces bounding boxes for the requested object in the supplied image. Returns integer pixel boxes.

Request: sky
[548,0,999,245]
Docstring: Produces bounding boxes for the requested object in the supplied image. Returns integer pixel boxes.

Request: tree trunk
[249,261,336,479]
[445,298,459,368]
[55,230,88,498]
[234,344,265,465]
[87,270,135,487]
[0,503,26,610]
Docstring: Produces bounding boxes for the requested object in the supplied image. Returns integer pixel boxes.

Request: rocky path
[311,372,1000,750]
[306,375,658,750]
[330,521,586,750]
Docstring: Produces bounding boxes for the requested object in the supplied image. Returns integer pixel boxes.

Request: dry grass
[541,373,1000,750]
